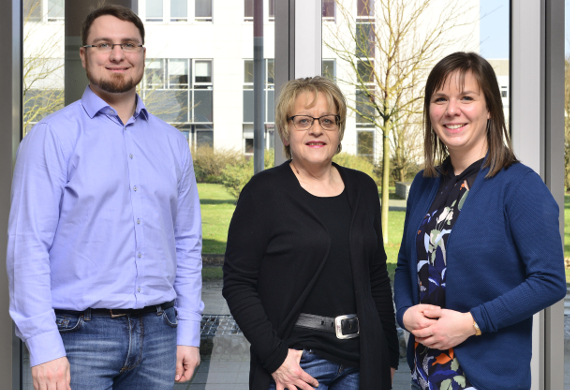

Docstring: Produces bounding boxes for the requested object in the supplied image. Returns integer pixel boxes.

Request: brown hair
[423,52,517,177]
[81,4,145,45]
[275,76,347,159]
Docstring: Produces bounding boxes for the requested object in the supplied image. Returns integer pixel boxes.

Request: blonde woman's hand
[271,349,319,390]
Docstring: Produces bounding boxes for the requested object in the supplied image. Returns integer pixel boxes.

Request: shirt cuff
[26,329,66,367]
[177,318,201,347]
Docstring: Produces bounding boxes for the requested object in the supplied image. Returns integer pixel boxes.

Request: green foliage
[193,146,242,183]
[221,149,275,201]
[332,153,378,183]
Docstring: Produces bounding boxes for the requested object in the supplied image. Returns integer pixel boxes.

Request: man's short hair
[81,4,145,45]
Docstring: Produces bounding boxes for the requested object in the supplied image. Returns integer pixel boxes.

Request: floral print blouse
[412,158,483,390]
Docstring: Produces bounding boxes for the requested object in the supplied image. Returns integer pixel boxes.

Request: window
[357,0,374,18]
[356,87,375,127]
[24,0,42,22]
[356,22,375,57]
[143,58,213,129]
[322,60,336,80]
[244,0,253,21]
[146,0,164,22]
[322,0,335,21]
[243,59,274,123]
[357,60,374,83]
[195,0,212,22]
[170,0,187,22]
[268,0,275,21]
[357,130,374,160]
[47,0,63,21]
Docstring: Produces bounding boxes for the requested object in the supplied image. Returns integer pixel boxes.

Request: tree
[23,0,65,135]
[324,0,476,241]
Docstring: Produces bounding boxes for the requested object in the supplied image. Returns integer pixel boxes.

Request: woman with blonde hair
[223,76,399,390]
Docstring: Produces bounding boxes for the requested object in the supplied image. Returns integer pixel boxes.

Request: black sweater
[223,161,399,390]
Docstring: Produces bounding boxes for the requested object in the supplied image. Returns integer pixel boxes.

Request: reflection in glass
[24,0,42,21]
[169,59,189,88]
[48,0,64,20]
[170,0,187,22]
[146,0,163,21]
[145,59,165,88]
[195,61,212,83]
[196,0,212,21]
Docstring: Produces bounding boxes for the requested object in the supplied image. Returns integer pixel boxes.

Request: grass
[199,184,570,282]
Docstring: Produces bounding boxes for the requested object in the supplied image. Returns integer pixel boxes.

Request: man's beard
[87,68,143,94]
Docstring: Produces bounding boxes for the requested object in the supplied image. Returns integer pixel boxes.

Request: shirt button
[137,252,142,258]
[133,185,138,192]
[129,154,133,159]
[137,218,141,224]
[137,287,141,292]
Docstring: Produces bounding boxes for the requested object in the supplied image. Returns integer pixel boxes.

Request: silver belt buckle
[334,314,359,339]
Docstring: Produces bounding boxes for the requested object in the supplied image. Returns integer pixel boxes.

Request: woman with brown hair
[394,51,566,390]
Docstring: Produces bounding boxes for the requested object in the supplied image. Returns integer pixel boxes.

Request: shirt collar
[81,85,149,121]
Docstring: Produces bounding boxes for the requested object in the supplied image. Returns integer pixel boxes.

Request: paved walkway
[187,282,570,389]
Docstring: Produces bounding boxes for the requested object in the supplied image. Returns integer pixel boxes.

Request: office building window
[322,0,335,20]
[170,0,187,22]
[196,0,212,21]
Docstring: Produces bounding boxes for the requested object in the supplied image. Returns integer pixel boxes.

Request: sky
[479,0,509,59]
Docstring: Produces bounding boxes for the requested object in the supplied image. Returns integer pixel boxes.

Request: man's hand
[175,346,200,383]
[31,356,71,390]
[412,308,476,350]
[271,349,319,390]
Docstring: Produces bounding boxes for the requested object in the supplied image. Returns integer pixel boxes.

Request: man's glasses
[288,114,340,131]
[83,42,144,53]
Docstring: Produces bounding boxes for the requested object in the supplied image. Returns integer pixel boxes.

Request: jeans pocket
[162,306,178,328]
[55,312,84,333]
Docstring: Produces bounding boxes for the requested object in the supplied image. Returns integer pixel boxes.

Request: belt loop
[156,304,163,316]
[84,308,91,322]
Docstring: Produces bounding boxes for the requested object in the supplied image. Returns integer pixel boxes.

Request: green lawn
[198,184,570,282]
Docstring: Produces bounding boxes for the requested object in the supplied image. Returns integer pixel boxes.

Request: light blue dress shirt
[7,86,204,367]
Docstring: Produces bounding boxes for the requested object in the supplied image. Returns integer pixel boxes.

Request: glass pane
[357,0,374,17]
[48,0,64,20]
[267,90,274,122]
[195,61,212,83]
[145,90,189,122]
[243,90,254,122]
[195,0,212,18]
[322,59,335,79]
[268,0,275,19]
[244,0,254,19]
[355,22,375,57]
[145,59,165,88]
[267,59,274,85]
[24,0,42,22]
[244,60,254,84]
[357,130,374,158]
[169,59,189,88]
[196,129,213,148]
[322,0,335,19]
[170,0,187,21]
[357,60,374,83]
[355,88,375,126]
[194,90,213,122]
[146,0,163,21]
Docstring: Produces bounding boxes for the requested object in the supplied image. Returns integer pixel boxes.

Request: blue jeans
[55,305,178,389]
[268,350,359,390]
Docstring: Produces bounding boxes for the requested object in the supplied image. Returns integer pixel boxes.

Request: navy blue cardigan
[394,161,566,390]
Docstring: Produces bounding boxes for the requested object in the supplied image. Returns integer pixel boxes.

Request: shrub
[333,153,378,183]
[221,149,275,201]
[193,146,242,183]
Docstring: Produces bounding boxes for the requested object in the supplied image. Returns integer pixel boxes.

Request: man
[7,5,203,389]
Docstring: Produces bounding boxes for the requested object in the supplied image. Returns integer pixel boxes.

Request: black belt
[55,300,175,318]
[295,313,359,339]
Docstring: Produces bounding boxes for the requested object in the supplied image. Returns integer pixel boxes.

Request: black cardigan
[222,161,399,389]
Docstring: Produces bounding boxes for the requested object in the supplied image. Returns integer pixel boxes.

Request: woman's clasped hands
[403,304,477,351]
